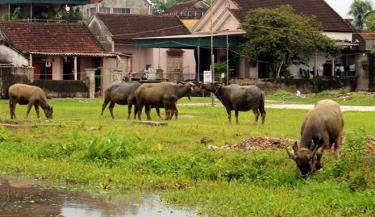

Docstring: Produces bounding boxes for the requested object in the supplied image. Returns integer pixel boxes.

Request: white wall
[324,32,353,41]
[0,45,29,66]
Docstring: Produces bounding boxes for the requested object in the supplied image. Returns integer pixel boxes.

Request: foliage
[2,7,23,21]
[213,62,234,82]
[324,129,368,179]
[55,8,83,22]
[240,5,338,78]
[365,11,375,32]
[349,0,373,31]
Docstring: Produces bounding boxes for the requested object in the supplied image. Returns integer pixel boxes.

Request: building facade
[88,13,196,81]
[0,21,126,93]
[0,0,88,20]
[76,0,152,20]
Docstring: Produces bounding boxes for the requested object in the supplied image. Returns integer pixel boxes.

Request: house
[0,21,127,94]
[163,0,208,31]
[76,0,153,20]
[0,0,89,20]
[88,13,196,81]
[353,33,375,90]
[136,0,359,83]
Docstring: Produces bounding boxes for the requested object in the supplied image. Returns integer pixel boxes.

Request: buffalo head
[201,83,222,93]
[286,140,319,177]
[44,105,53,119]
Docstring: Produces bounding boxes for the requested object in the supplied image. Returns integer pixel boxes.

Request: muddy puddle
[0,178,196,217]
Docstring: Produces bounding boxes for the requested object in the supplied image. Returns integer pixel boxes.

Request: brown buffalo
[287,99,344,176]
[9,84,53,119]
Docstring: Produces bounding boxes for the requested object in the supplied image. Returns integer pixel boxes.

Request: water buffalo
[101,81,141,119]
[201,83,266,124]
[287,99,344,177]
[9,83,53,119]
[135,82,195,120]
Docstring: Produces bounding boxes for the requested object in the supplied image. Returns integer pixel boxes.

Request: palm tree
[349,0,373,31]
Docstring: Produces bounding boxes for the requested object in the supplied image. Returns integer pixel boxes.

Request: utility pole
[210,0,215,106]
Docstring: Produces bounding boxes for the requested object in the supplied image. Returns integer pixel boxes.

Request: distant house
[136,0,362,83]
[0,22,126,92]
[0,0,89,20]
[164,0,208,31]
[76,0,153,20]
[88,13,196,81]
[353,33,375,90]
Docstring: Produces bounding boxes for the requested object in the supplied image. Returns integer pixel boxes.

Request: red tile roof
[230,0,353,33]
[96,13,191,44]
[164,0,208,19]
[358,33,375,40]
[0,22,104,54]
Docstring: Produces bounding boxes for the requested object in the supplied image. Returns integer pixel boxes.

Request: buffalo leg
[108,101,115,119]
[127,104,132,120]
[259,100,266,124]
[316,151,323,171]
[235,110,239,124]
[137,104,144,120]
[34,105,40,119]
[174,106,178,120]
[145,105,152,120]
[25,103,33,119]
[156,107,163,119]
[226,108,232,124]
[334,134,343,159]
[253,109,260,124]
[9,99,16,119]
[133,104,138,120]
[101,98,110,116]
[9,100,17,119]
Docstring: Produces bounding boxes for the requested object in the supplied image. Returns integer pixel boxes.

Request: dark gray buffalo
[101,81,141,119]
[135,82,195,120]
[202,83,266,124]
[287,99,344,177]
[9,83,53,119]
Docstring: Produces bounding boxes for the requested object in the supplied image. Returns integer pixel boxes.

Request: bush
[324,129,368,179]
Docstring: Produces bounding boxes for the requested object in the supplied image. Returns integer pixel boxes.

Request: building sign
[203,70,212,83]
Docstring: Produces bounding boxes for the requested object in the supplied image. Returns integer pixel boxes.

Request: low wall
[0,66,33,99]
[230,77,357,94]
[32,80,89,98]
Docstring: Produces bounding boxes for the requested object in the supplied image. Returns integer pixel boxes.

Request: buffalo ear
[292,141,298,152]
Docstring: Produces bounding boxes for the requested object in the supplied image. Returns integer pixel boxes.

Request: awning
[29,52,118,57]
[134,32,245,49]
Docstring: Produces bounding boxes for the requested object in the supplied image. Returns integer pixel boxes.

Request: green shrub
[324,129,368,179]
[349,171,367,192]
[82,131,136,165]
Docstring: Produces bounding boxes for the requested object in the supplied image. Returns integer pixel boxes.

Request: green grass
[0,98,374,216]
[267,89,375,106]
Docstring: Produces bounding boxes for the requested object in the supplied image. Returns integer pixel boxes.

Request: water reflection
[0,178,195,217]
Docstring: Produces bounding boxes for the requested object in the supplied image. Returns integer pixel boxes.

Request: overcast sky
[326,0,374,18]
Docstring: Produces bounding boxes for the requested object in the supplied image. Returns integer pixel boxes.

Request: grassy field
[266,89,375,106]
[0,98,374,216]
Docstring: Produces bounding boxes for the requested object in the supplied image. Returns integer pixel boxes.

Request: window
[90,7,97,16]
[99,7,110,13]
[113,8,130,14]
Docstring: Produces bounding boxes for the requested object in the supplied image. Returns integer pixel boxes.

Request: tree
[365,11,375,32]
[349,0,373,31]
[2,7,23,21]
[239,5,337,78]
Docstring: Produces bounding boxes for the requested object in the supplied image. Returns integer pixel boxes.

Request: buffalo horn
[308,143,320,160]
[286,148,296,161]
